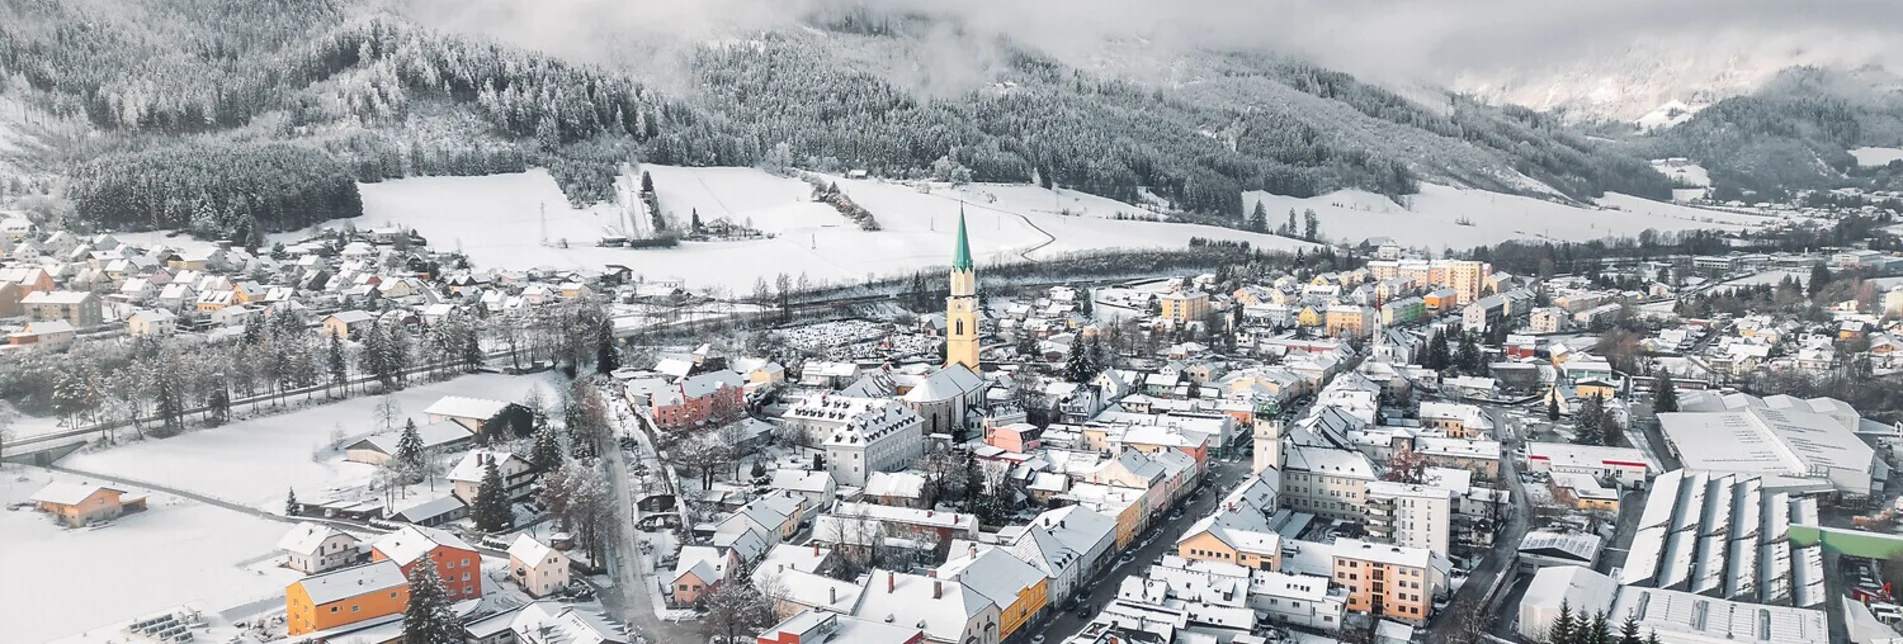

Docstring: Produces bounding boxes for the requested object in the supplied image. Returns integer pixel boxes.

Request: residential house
[22,290,102,326]
[1008,506,1118,605]
[651,370,746,431]
[370,525,482,600]
[938,545,1050,641]
[863,471,930,508]
[755,610,924,644]
[284,561,409,635]
[278,522,364,574]
[29,482,147,527]
[672,545,736,605]
[323,310,378,339]
[448,450,536,504]
[1176,514,1282,571]
[850,570,1002,644]
[0,281,21,317]
[8,319,76,347]
[126,309,178,337]
[507,535,570,598]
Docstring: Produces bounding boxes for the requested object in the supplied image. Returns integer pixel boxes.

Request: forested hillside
[1653,67,1903,197]
[0,0,1679,236]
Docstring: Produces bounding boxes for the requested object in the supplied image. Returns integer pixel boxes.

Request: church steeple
[952,208,973,272]
[945,206,980,371]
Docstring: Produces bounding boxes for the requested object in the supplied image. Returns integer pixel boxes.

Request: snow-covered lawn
[340,167,1314,292]
[62,374,564,512]
[0,466,301,643]
[1850,147,1903,168]
[1244,184,1765,252]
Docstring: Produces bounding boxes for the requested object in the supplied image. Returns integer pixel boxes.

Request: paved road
[598,386,711,644]
[1033,456,1255,641]
[1429,404,1533,640]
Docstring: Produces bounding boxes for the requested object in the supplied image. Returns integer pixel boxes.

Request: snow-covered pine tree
[474,459,511,532]
[530,422,563,472]
[396,419,425,468]
[401,560,461,644]
[285,488,298,516]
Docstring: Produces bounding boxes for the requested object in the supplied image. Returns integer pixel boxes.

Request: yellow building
[1160,289,1210,325]
[1176,519,1282,571]
[1325,306,1374,338]
[1296,305,1324,328]
[945,212,981,371]
[939,546,1050,640]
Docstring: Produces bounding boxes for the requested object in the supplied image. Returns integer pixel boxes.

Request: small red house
[651,371,746,431]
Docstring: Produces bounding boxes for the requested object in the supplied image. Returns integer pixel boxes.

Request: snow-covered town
[7,5,1903,644]
[6,170,1903,644]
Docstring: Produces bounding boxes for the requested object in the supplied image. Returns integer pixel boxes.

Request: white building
[1518,565,1621,642]
[1281,445,1377,520]
[1363,481,1454,556]
[277,522,361,574]
[788,395,927,486]
[1523,442,1652,488]
[1657,405,1882,498]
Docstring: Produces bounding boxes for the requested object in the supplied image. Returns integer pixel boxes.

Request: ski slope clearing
[63,374,563,512]
[1650,159,1711,187]
[0,466,299,643]
[643,165,834,235]
[349,167,1312,291]
[1850,147,1903,167]
[1244,184,1764,252]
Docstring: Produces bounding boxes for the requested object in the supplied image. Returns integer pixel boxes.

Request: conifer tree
[595,318,620,375]
[1575,394,1606,446]
[396,419,425,468]
[473,459,512,532]
[402,559,461,644]
[530,422,564,472]
[1548,394,1562,421]
[1548,602,1577,644]
[327,334,349,396]
[1652,373,1679,414]
[285,488,298,516]
[1616,615,1643,644]
[1063,345,1094,383]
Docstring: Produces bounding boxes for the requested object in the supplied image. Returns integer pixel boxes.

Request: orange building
[370,525,483,601]
[29,482,147,527]
[1332,538,1437,624]
[285,561,410,635]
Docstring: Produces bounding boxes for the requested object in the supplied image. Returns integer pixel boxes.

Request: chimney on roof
[968,543,978,560]
[934,578,943,599]
[829,586,838,605]
[887,571,896,593]
[813,542,821,556]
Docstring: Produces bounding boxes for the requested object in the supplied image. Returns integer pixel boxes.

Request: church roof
[953,209,973,271]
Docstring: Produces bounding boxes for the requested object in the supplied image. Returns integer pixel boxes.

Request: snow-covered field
[1850,147,1903,168]
[341,167,1313,292]
[63,374,563,512]
[1650,158,1711,187]
[0,466,300,643]
[1244,184,1764,252]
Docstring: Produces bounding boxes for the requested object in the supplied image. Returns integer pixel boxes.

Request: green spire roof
[952,207,973,271]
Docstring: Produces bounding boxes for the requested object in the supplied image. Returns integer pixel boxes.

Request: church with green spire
[945,209,980,370]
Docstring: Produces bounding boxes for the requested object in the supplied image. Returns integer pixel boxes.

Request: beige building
[507,534,570,597]
[1159,289,1210,325]
[1281,445,1376,520]
[22,290,102,326]
[1332,538,1438,624]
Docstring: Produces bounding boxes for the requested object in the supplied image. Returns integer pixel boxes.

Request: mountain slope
[0,0,1673,233]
